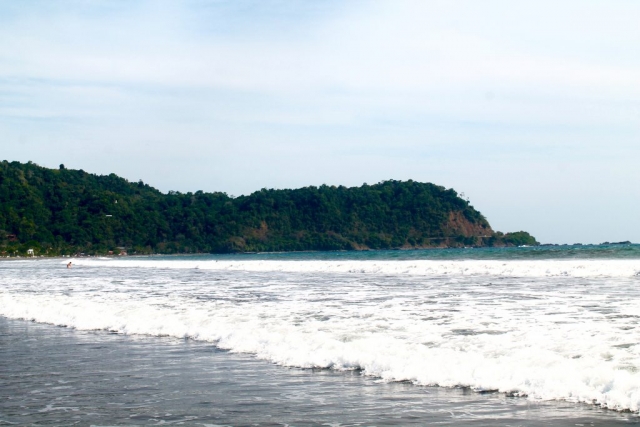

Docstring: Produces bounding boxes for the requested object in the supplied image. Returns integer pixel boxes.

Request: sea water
[1,245,640,425]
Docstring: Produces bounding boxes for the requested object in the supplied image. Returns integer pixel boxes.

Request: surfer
[67,262,72,269]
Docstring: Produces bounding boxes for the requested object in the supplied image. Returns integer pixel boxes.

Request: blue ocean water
[159,243,640,260]
[1,245,640,425]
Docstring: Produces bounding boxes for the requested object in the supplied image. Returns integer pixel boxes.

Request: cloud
[2,1,639,95]
[1,0,639,243]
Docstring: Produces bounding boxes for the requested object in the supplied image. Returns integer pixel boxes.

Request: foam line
[69,258,640,278]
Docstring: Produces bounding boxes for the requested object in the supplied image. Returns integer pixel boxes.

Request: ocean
[1,245,639,426]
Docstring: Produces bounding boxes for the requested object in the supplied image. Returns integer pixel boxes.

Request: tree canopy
[0,161,538,256]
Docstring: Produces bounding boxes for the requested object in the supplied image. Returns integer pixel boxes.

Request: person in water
[67,262,72,268]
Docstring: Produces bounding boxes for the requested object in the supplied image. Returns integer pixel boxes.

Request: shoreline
[2,316,638,424]
[2,243,640,263]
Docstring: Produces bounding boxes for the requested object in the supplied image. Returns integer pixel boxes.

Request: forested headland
[0,161,538,256]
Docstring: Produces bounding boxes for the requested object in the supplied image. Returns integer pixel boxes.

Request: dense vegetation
[0,161,537,256]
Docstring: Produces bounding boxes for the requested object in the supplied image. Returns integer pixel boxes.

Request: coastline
[2,316,637,425]
[3,242,639,263]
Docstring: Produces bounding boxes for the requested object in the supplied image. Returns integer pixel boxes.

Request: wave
[2,289,639,413]
[68,258,640,278]
[2,257,640,413]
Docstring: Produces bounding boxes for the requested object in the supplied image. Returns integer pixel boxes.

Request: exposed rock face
[446,211,493,238]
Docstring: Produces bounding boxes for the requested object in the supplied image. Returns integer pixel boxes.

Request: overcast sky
[1,0,639,244]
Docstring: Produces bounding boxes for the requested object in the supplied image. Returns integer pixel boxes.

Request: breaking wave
[1,256,640,412]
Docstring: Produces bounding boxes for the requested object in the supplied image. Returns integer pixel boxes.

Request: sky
[1,0,639,244]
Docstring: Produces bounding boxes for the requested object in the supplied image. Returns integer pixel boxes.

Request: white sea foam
[69,257,640,278]
[2,258,640,412]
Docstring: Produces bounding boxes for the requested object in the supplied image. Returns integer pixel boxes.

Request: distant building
[27,249,34,256]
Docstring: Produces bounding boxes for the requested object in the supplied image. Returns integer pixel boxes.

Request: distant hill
[0,161,538,256]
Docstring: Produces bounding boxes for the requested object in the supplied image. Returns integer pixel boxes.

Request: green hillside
[0,161,537,256]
